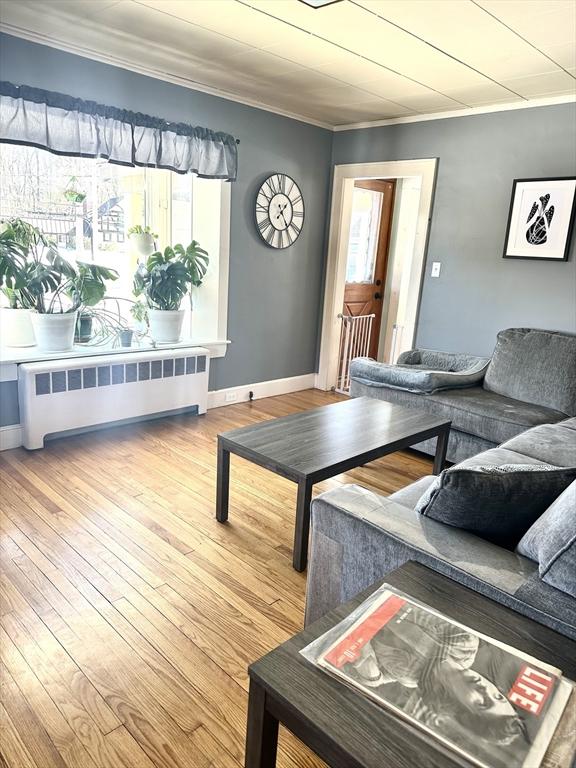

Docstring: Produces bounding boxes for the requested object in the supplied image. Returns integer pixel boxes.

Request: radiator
[18,347,209,450]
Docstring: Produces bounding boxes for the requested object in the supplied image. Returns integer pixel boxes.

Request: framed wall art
[503,177,576,261]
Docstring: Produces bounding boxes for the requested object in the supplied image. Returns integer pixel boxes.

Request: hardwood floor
[0,389,433,768]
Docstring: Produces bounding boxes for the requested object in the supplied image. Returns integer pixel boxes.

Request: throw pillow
[516,481,576,598]
[414,464,576,550]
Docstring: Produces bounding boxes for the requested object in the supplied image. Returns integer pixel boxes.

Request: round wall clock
[255,173,304,249]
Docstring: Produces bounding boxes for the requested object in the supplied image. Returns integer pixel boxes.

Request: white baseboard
[313,373,332,391]
[0,425,23,451]
[208,373,316,409]
[0,373,318,449]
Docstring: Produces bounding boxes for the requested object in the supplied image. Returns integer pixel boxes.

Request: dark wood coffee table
[216,397,451,571]
[245,562,576,768]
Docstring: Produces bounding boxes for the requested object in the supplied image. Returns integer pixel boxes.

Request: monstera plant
[0,217,118,351]
[133,241,208,343]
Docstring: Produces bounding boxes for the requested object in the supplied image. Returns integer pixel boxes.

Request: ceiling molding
[333,94,576,131]
[0,24,334,131]
[2,23,574,135]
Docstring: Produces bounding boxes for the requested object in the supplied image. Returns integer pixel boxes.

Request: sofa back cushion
[516,481,576,598]
[483,328,576,415]
[414,463,576,549]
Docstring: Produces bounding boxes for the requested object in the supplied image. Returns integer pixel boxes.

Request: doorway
[317,158,437,392]
[342,179,396,361]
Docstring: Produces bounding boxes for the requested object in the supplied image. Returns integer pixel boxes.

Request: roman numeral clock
[255,173,304,249]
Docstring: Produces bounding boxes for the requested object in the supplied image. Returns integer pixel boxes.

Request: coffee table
[216,397,451,571]
[245,562,576,768]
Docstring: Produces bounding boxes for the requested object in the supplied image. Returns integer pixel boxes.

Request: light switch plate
[431,262,441,278]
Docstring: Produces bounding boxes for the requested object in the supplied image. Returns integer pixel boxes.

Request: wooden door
[342,179,396,360]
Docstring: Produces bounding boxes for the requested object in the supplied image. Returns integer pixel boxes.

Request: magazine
[300,585,573,768]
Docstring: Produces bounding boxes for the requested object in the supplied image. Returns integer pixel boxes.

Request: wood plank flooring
[0,389,433,768]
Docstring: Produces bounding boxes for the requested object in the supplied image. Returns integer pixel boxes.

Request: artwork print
[503,178,576,261]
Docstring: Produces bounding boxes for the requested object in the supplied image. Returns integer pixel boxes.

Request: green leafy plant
[130,299,149,327]
[0,218,118,314]
[63,176,87,204]
[0,218,76,313]
[128,224,158,239]
[133,241,209,311]
[68,262,119,308]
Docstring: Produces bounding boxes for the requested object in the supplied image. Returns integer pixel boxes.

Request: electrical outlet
[431,262,441,278]
[225,392,238,403]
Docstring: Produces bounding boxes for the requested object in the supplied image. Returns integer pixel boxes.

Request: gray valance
[0,81,238,181]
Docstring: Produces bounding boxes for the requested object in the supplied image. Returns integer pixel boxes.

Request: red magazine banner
[509,665,556,716]
[324,595,406,668]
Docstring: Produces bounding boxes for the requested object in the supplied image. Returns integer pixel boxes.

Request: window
[0,144,230,349]
[346,188,383,284]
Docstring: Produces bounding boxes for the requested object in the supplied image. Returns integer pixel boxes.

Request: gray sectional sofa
[305,418,576,640]
[349,328,576,464]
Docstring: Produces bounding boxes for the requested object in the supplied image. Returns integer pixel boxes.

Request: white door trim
[316,158,438,391]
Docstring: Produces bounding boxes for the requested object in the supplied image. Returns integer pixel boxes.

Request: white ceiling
[1,0,575,128]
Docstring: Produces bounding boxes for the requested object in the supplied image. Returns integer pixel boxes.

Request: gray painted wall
[0,380,19,427]
[333,104,576,357]
[0,33,333,390]
[2,32,574,387]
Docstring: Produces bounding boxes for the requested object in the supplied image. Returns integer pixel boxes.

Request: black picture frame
[503,176,576,261]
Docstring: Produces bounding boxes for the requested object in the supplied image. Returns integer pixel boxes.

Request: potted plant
[128,224,158,258]
[0,218,78,351]
[63,176,87,204]
[0,218,117,352]
[69,262,119,343]
[0,223,35,346]
[133,241,208,343]
[76,302,136,348]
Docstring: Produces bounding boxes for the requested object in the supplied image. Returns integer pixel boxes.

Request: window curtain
[0,82,238,181]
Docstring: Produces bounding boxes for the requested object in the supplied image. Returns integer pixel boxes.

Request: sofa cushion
[457,446,548,469]
[414,464,576,549]
[516,481,576,598]
[350,381,567,446]
[417,387,566,445]
[350,351,489,394]
[388,475,436,509]
[500,422,576,467]
[483,328,576,415]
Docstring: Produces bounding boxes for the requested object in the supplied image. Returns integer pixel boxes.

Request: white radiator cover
[18,347,209,449]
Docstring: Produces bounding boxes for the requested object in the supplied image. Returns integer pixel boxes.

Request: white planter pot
[0,308,36,347]
[129,232,155,258]
[31,312,77,352]
[148,309,185,343]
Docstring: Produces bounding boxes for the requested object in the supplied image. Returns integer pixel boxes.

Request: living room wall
[0,33,333,391]
[332,103,576,357]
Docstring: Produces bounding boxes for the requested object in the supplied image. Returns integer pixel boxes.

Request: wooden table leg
[293,479,313,572]
[245,678,279,768]
[216,437,230,522]
[432,425,450,475]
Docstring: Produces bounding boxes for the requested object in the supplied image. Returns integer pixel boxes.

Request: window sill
[0,338,231,367]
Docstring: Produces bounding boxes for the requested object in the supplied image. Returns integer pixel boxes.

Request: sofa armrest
[349,352,489,394]
[304,486,576,640]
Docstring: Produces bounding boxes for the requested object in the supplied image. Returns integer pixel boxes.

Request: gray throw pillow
[414,464,576,549]
[516,481,576,598]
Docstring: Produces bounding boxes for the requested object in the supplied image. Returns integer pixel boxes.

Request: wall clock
[255,173,304,249]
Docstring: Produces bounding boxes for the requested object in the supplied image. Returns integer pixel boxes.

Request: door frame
[316,158,438,391]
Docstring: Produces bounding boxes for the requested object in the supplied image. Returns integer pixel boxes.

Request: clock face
[256,173,304,249]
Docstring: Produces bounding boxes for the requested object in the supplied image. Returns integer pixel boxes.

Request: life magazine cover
[300,585,573,768]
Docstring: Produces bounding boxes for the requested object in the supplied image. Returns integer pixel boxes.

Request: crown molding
[2,24,574,134]
[0,24,334,131]
[333,93,576,131]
